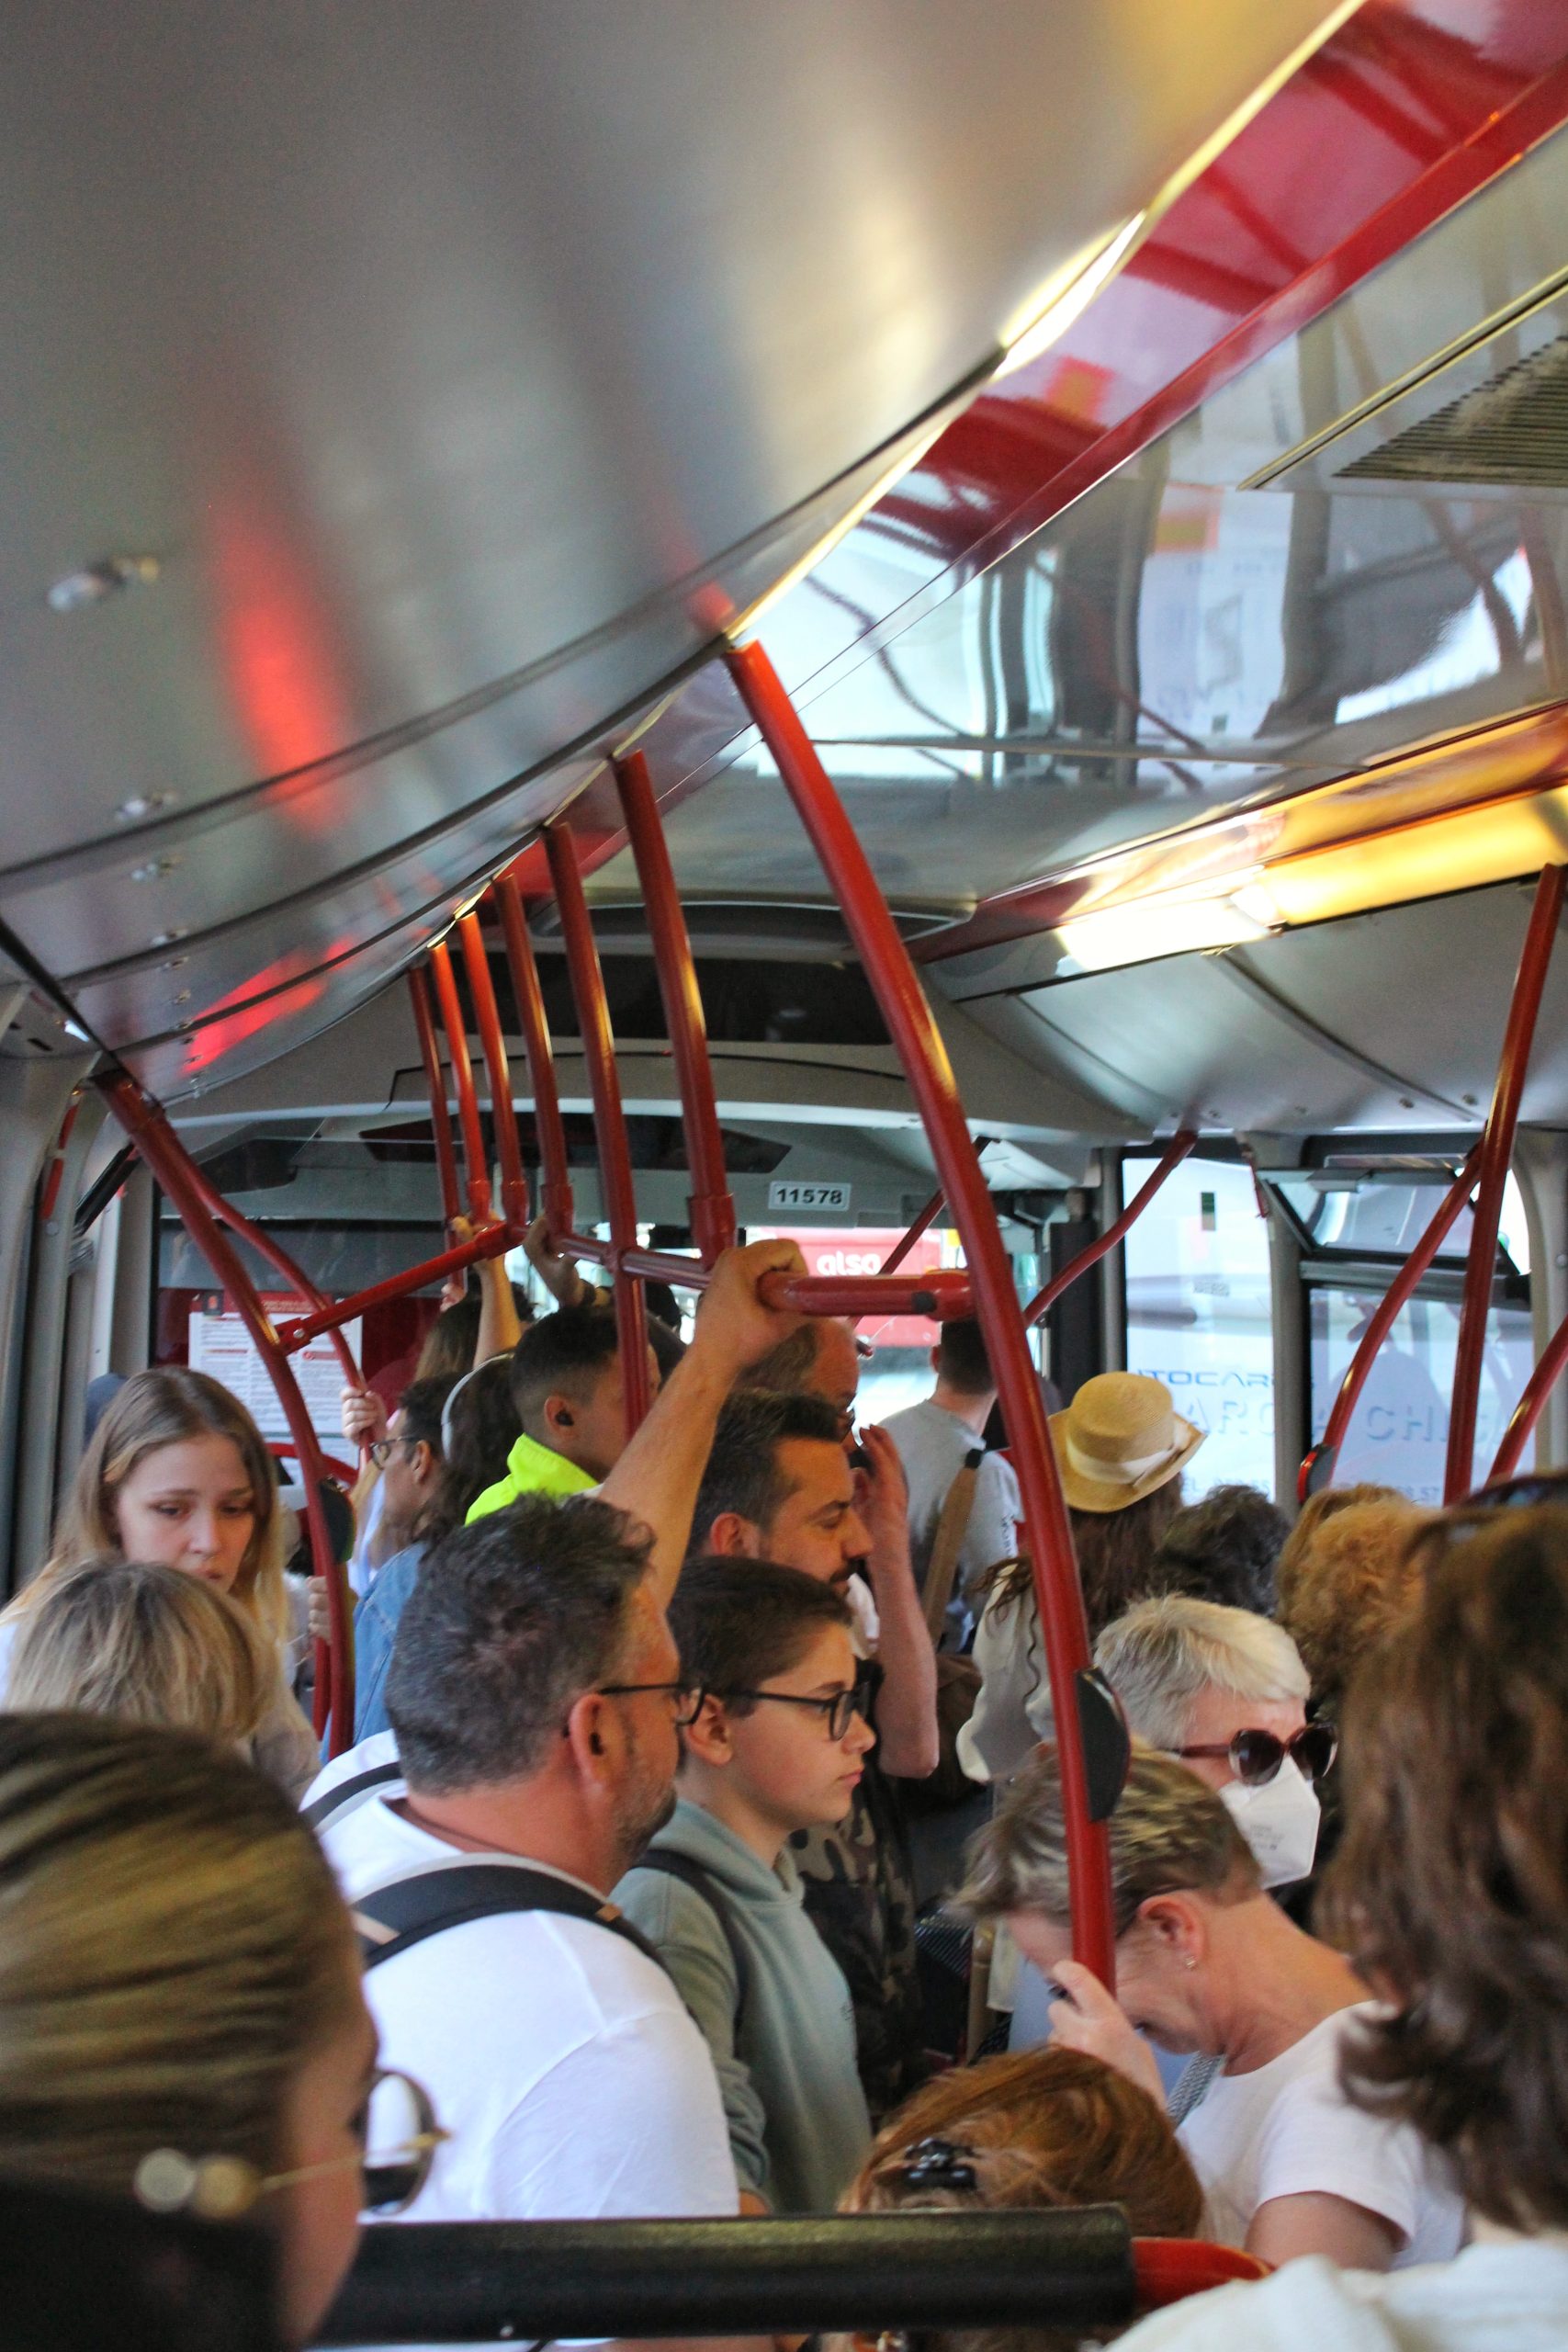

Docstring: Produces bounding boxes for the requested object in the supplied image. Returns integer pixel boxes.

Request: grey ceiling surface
[0,0,1341,1099]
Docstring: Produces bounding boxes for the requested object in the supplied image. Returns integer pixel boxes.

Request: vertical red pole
[459,903,530,1235]
[1445,865,1564,1501]
[612,752,737,1267]
[429,936,494,1226]
[495,872,576,1239]
[542,820,651,1436]
[100,1073,355,1749]
[727,638,1115,1985]
[408,965,462,1229]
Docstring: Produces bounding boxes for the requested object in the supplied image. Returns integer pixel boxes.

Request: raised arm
[855,1422,939,1780]
[523,1213,604,1310]
[598,1239,807,1606]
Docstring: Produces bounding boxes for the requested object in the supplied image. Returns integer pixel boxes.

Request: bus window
[1308,1286,1534,1506]
[1122,1158,1275,1498]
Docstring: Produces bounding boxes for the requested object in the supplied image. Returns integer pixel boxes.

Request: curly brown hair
[987,1482,1186,1641]
[1325,1503,1568,2230]
[1274,1490,1431,1714]
[838,2046,1201,2352]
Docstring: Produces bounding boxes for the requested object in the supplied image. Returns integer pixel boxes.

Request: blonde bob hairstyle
[6,1558,273,1746]
[0,1714,358,2194]
[29,1367,287,1645]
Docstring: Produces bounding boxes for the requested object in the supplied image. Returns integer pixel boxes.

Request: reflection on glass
[1308,1286,1534,1506]
[1122,1158,1275,1499]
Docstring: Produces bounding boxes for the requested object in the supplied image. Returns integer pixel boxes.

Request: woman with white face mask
[1093,1594,1325,1892]
[959,1746,1465,2277]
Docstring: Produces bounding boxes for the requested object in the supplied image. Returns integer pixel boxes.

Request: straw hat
[1049,1372,1204,1515]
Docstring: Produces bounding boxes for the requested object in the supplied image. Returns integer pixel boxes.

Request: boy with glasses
[617,1557,874,2214]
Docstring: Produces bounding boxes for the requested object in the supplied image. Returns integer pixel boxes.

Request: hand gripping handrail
[458,902,530,1235]
[1445,864,1564,1501]
[1298,1147,1480,1503]
[612,751,737,1266]
[542,819,651,1436]
[725,637,1118,1985]
[97,1071,355,1746]
[1023,1132,1197,1326]
[406,964,462,1229]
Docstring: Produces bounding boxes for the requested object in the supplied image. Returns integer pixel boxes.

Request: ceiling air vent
[1336,333,1568,490]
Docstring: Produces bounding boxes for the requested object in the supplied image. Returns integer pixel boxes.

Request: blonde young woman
[6,1555,273,1747]
[2,1368,318,1797]
[0,1712,413,2346]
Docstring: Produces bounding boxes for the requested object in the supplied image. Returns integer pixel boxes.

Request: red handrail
[1490,1297,1568,1482]
[429,936,494,1226]
[877,1184,945,1277]
[543,820,651,1436]
[407,964,462,1228]
[1023,1134,1197,1325]
[99,1071,355,1748]
[495,870,576,1237]
[37,1095,83,1227]
[459,902,530,1234]
[726,637,1117,1988]
[1132,2241,1269,2307]
[1445,865,1564,1501]
[564,1227,976,1317]
[275,1219,511,1351]
[613,751,737,1267]
[1298,1148,1480,1503]
[176,1150,365,1394]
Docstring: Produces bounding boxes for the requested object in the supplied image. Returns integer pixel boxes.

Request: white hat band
[1065,1431,1181,1487]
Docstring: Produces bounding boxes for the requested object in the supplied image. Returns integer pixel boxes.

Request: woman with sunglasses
[0,1712,446,2346]
[960,1746,1464,2276]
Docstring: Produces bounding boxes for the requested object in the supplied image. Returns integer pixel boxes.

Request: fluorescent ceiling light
[1055,880,1275,973]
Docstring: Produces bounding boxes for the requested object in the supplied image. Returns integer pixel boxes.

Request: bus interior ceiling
[9,3,1568,1567]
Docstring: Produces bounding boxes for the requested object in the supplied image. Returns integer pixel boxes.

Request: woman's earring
[1182,1953,1197,1971]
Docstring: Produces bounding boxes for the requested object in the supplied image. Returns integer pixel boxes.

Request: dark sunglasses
[1178,1722,1337,1787]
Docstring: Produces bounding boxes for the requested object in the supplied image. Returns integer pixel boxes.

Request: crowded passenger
[466,1303,660,1517]
[961,1746,1464,2271]
[746,1316,863,1434]
[1122,1502,1568,2347]
[883,1317,1020,1648]
[960,1374,1201,1782]
[6,1555,272,1748]
[1149,1484,1290,1617]
[617,1557,874,2212]
[690,1385,939,2116]
[0,1714,376,2346]
[303,1240,816,2245]
[348,1375,457,1742]
[1094,1597,1324,1893]
[0,1367,319,1798]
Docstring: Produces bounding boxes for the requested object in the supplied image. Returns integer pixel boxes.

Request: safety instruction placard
[187,1293,362,1463]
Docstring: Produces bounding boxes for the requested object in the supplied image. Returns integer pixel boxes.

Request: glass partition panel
[1122,1158,1275,1498]
[1308,1284,1535,1504]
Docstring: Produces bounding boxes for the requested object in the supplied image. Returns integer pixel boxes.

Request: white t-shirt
[302,1729,402,1826]
[320,1790,739,2227]
[1116,2241,1568,2352]
[1179,2005,1464,2267]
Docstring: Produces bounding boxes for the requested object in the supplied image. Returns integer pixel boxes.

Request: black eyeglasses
[133,2067,448,2223]
[1177,1723,1337,1787]
[596,1679,706,1726]
[367,1435,417,1467]
[720,1688,863,1740]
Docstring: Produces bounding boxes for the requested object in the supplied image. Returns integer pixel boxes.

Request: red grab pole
[1024,1134,1197,1327]
[176,1152,365,1394]
[612,751,738,1267]
[99,1071,355,1749]
[459,904,530,1236]
[543,820,651,1436]
[726,638,1117,1987]
[495,871,576,1239]
[1445,865,1565,1501]
[428,937,494,1226]
[1490,1299,1568,1483]
[1299,1148,1480,1502]
[407,964,463,1230]
[276,1222,513,1351]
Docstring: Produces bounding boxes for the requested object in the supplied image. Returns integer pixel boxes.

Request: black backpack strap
[302,1758,402,1834]
[353,1862,666,1973]
[629,1850,750,2031]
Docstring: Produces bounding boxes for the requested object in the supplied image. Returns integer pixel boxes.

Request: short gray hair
[1094,1595,1308,1751]
[960,1745,1258,1937]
